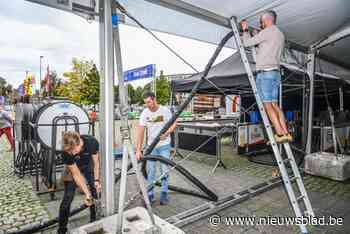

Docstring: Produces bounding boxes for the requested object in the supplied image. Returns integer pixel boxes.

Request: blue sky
[0,0,234,89]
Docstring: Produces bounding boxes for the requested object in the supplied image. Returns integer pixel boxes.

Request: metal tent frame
[22,0,350,231]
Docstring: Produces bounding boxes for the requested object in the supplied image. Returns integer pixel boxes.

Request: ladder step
[283,158,291,163]
[297,195,305,201]
[290,176,299,182]
[230,18,313,233]
[304,211,312,217]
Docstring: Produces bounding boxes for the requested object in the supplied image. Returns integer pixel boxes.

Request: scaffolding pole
[100,0,115,216]
[306,51,316,154]
[339,87,344,111]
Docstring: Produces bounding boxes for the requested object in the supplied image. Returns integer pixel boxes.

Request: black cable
[115,155,218,202]
[144,30,234,155]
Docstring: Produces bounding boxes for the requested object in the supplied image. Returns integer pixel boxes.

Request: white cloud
[0,0,234,90]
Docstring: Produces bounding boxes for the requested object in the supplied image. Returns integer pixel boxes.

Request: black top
[62,135,99,170]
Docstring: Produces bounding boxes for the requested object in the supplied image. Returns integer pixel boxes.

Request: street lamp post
[40,56,44,95]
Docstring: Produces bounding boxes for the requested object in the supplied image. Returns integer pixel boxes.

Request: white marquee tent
[25,0,350,221]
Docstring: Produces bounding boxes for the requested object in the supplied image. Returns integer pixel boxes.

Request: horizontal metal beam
[25,0,98,16]
[315,24,350,49]
[26,0,350,70]
[26,0,126,23]
[144,0,230,28]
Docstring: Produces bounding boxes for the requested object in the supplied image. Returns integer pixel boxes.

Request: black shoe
[57,228,67,234]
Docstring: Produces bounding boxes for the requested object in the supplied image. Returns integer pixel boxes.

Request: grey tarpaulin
[171,51,350,94]
[119,0,350,69]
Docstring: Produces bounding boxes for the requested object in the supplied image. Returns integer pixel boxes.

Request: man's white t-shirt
[139,105,172,148]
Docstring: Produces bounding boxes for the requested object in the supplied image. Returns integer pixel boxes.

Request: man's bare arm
[160,120,177,141]
[136,125,145,152]
[67,164,91,198]
[166,121,177,135]
[136,125,145,160]
[92,153,100,181]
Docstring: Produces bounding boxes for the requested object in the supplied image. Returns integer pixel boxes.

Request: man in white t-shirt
[136,91,177,205]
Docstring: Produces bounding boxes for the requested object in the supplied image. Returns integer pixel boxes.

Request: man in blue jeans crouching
[136,91,177,205]
[241,10,292,143]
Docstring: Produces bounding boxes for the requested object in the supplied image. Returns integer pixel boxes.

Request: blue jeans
[256,70,281,103]
[147,144,171,196]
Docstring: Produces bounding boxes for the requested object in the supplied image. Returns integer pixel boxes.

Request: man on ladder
[232,11,314,233]
[241,10,292,143]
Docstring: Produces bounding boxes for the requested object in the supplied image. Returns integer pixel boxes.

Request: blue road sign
[124,64,155,82]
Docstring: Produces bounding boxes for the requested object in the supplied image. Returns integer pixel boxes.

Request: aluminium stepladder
[230,18,314,234]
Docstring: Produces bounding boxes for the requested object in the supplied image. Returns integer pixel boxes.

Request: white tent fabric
[119,0,234,45]
[119,0,350,69]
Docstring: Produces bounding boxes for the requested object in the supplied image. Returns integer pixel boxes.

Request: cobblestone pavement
[2,132,350,233]
[0,138,50,233]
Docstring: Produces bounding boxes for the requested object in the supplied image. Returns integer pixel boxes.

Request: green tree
[134,86,144,104]
[80,64,100,105]
[0,77,7,96]
[59,58,95,103]
[155,70,170,105]
[0,77,13,101]
[128,84,138,104]
[114,85,120,103]
[143,82,152,93]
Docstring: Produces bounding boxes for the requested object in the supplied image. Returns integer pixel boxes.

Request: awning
[119,0,350,69]
[171,52,350,94]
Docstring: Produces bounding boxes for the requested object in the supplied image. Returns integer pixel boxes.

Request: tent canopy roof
[120,0,350,69]
[171,52,350,94]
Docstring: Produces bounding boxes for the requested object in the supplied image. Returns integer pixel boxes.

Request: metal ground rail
[166,176,284,227]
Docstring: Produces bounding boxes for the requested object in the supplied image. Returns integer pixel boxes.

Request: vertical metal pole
[100,0,115,216]
[279,80,283,152]
[98,0,106,214]
[112,6,156,232]
[302,72,308,146]
[113,15,127,106]
[153,65,157,96]
[306,52,315,154]
[339,87,344,111]
[112,5,129,232]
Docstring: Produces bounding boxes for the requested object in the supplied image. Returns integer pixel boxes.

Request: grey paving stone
[0,147,50,231]
[3,135,350,233]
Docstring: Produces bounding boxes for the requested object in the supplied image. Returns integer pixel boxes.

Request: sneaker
[267,135,288,145]
[275,134,289,143]
[285,133,293,142]
[159,192,169,206]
